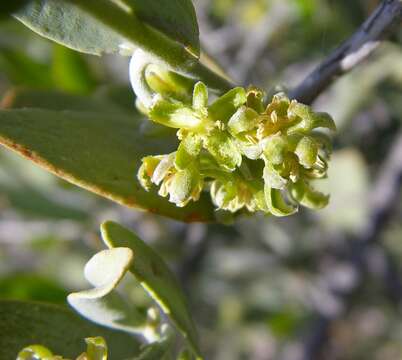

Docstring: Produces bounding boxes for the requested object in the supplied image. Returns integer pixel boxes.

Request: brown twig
[290,0,402,105]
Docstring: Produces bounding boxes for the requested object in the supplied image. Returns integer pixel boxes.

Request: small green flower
[137,81,335,217]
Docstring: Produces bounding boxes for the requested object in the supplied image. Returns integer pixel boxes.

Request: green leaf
[0,108,216,222]
[121,0,200,55]
[0,300,139,360]
[101,221,200,356]
[14,0,200,56]
[1,88,123,114]
[68,248,147,335]
[14,0,124,56]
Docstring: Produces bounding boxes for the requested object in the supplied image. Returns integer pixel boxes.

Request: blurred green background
[0,0,402,359]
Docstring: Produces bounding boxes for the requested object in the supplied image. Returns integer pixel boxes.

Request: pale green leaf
[0,109,216,222]
[119,0,199,55]
[101,221,200,356]
[68,248,147,335]
[14,0,200,56]
[14,0,124,55]
[1,88,124,114]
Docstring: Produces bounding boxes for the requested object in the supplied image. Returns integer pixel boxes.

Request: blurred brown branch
[290,0,402,104]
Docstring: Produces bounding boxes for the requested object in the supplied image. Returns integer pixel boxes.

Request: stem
[290,0,402,104]
[67,0,233,93]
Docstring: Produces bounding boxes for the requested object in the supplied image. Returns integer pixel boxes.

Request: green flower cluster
[138,81,335,216]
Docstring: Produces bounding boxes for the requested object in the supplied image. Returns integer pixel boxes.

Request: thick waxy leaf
[123,0,199,54]
[0,109,216,222]
[68,248,147,335]
[14,0,124,55]
[101,221,200,356]
[0,300,139,359]
[1,88,124,114]
[14,0,200,55]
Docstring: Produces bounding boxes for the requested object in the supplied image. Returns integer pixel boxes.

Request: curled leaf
[68,248,147,335]
[101,221,201,356]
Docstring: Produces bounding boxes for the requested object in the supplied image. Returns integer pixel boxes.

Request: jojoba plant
[0,0,339,359]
